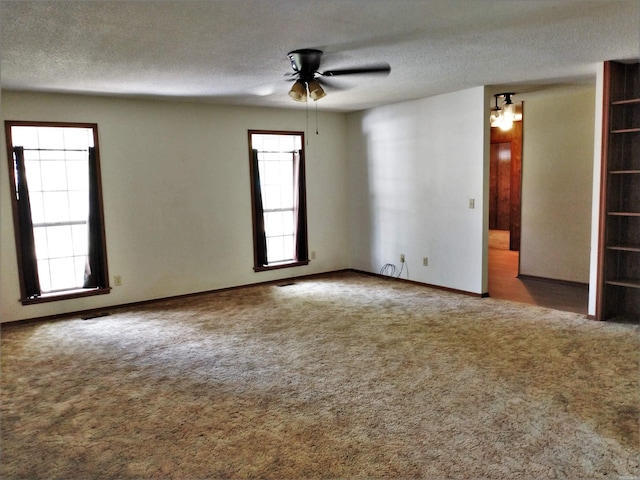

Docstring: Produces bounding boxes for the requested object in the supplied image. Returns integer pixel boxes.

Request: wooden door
[489,142,511,230]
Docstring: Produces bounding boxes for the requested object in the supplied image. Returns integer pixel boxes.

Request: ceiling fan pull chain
[315,101,319,135]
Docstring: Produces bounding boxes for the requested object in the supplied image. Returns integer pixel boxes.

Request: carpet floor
[1,271,638,479]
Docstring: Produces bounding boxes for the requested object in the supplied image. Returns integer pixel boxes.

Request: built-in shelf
[605,278,640,289]
[607,212,640,217]
[611,98,640,105]
[611,128,640,134]
[607,245,640,252]
[597,60,640,321]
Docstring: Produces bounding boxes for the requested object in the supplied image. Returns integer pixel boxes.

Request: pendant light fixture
[490,94,502,126]
[500,93,516,130]
[490,92,519,131]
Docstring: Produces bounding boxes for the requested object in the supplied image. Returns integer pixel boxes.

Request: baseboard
[0,268,488,327]
[517,274,588,289]
[0,269,354,328]
[352,269,488,298]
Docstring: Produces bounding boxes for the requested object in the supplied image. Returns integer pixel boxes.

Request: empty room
[1,1,639,478]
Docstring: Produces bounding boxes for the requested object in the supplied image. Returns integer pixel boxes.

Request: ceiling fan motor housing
[288,49,323,82]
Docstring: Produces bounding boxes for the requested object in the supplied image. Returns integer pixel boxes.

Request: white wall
[347,87,488,295]
[1,92,350,322]
[519,86,595,283]
[0,84,604,322]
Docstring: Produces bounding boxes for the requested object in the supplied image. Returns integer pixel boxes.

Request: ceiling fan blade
[316,77,350,91]
[319,63,391,77]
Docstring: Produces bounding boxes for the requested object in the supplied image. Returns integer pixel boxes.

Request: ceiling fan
[286,48,391,102]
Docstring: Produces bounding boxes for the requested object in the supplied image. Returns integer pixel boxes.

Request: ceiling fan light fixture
[288,80,307,102]
[307,80,326,100]
[285,48,391,103]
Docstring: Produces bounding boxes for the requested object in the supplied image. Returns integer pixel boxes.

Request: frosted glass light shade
[288,81,307,102]
[307,80,326,100]
[500,101,515,130]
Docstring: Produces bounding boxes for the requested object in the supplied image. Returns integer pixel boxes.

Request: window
[5,121,110,304]
[248,131,309,271]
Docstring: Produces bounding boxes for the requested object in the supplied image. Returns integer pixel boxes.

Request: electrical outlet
[423,257,428,267]
[311,251,316,260]
[114,275,122,286]
[400,253,405,263]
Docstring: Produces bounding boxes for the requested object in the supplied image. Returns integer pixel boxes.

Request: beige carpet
[1,271,638,479]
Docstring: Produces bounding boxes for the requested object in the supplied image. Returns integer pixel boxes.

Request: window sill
[254,260,310,272]
[20,287,112,305]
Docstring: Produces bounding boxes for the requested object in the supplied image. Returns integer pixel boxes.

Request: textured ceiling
[1,0,639,112]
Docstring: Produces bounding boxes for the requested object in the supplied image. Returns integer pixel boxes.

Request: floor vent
[81,312,110,320]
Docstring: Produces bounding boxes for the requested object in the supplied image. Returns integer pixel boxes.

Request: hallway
[488,230,589,315]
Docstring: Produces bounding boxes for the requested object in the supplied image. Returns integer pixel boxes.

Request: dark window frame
[248,130,309,272]
[4,120,111,305]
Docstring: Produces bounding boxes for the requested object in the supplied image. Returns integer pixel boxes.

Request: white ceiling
[1,0,639,112]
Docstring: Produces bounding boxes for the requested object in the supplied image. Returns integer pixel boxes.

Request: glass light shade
[288,81,307,102]
[500,101,515,130]
[502,101,515,122]
[307,80,326,100]
[489,107,502,127]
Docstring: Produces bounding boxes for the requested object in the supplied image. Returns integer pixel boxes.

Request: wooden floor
[488,230,589,316]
